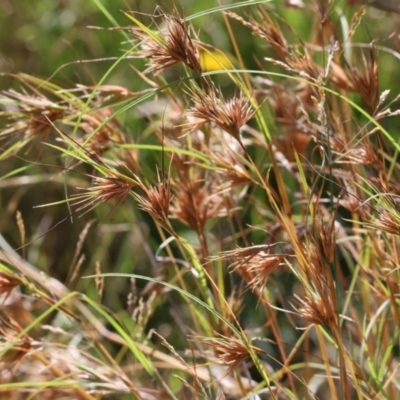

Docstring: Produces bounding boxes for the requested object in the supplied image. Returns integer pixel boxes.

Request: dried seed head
[227,11,289,61]
[217,245,286,293]
[0,318,31,365]
[348,49,379,112]
[136,175,172,227]
[244,253,286,293]
[293,293,336,327]
[0,272,22,302]
[74,174,136,213]
[186,87,254,143]
[170,174,224,233]
[339,194,364,214]
[344,141,383,168]
[329,62,356,91]
[79,108,125,157]
[132,10,202,75]
[373,209,400,235]
[369,176,400,195]
[211,150,254,187]
[198,334,264,376]
[0,89,65,142]
[306,241,327,279]
[314,215,336,264]
[87,176,133,203]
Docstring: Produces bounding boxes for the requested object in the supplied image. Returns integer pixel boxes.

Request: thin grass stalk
[315,326,339,400]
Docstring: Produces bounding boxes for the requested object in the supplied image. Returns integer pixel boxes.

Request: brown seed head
[373,209,400,235]
[217,245,286,293]
[0,318,31,365]
[170,177,224,233]
[0,272,22,302]
[348,49,379,113]
[88,176,133,203]
[314,215,336,264]
[198,334,264,375]
[79,108,126,157]
[74,174,135,213]
[294,293,337,327]
[136,176,172,227]
[227,11,289,61]
[186,87,254,143]
[133,10,202,75]
[0,89,65,141]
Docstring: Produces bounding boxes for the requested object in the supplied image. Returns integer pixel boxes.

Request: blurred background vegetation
[2,0,400,85]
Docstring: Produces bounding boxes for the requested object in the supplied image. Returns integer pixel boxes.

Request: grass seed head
[133,9,202,75]
[227,11,290,61]
[0,272,22,302]
[198,334,264,376]
[136,175,172,227]
[0,318,31,366]
[218,245,286,293]
[314,215,336,264]
[0,89,65,142]
[294,292,337,328]
[348,49,379,112]
[213,151,255,187]
[373,209,400,235]
[186,86,254,144]
[74,174,136,213]
[170,171,225,233]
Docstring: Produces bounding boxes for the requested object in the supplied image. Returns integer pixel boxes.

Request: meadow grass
[0,1,400,399]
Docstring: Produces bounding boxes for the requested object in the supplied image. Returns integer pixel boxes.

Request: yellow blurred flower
[199,47,234,72]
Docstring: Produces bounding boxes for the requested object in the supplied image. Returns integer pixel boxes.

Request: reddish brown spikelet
[74,174,135,213]
[133,10,202,75]
[199,334,264,375]
[218,245,286,293]
[329,62,356,91]
[88,176,133,203]
[0,318,31,365]
[136,176,172,227]
[170,178,223,233]
[294,292,336,327]
[213,151,255,187]
[369,176,400,195]
[344,140,383,168]
[339,194,365,215]
[186,87,254,143]
[314,214,336,264]
[373,209,400,235]
[80,108,125,156]
[348,6,366,40]
[0,272,22,302]
[227,11,289,61]
[0,89,65,140]
[348,49,379,112]
[245,253,286,293]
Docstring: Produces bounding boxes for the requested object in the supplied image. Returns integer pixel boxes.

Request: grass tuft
[1,1,400,399]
